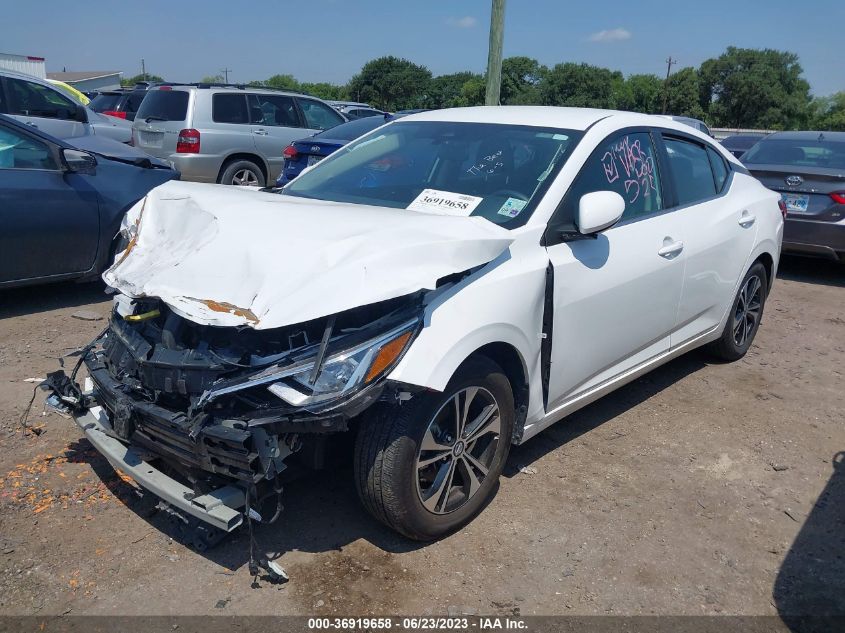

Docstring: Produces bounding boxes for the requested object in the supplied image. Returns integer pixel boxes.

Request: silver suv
[132,84,346,186]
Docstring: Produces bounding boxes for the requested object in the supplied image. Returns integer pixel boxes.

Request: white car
[54,106,783,546]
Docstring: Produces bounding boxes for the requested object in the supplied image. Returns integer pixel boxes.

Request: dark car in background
[343,107,387,120]
[89,88,149,121]
[0,114,179,289]
[743,131,845,261]
[276,115,392,185]
[721,132,768,159]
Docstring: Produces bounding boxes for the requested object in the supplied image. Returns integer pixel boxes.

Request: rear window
[315,117,386,141]
[742,138,845,170]
[135,90,189,122]
[212,94,249,124]
[89,93,123,112]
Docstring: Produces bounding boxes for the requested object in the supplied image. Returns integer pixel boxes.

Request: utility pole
[141,58,146,81]
[661,56,677,114]
[220,67,232,83]
[485,0,506,106]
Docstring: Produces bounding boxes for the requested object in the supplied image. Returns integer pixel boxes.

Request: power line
[220,67,232,83]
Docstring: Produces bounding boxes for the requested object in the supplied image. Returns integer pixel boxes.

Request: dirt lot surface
[0,255,843,618]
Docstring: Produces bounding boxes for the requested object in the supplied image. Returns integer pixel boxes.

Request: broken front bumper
[74,404,246,532]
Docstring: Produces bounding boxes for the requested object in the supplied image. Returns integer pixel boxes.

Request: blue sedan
[276,115,392,186]
[0,114,179,289]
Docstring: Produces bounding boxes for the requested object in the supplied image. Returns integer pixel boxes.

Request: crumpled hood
[104,181,514,330]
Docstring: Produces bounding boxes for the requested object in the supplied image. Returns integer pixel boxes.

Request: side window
[664,137,717,206]
[212,93,249,124]
[249,94,300,127]
[566,131,663,225]
[0,125,57,170]
[707,146,729,192]
[298,99,344,130]
[7,78,75,118]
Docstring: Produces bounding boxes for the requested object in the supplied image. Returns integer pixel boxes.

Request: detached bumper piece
[74,405,245,534]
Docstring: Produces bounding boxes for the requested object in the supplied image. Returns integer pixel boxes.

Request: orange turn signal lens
[364,331,413,383]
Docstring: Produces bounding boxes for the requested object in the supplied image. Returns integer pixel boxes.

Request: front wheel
[707,261,768,361]
[354,356,514,540]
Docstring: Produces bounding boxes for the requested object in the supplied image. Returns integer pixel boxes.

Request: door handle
[738,210,756,227]
[252,129,268,136]
[25,121,38,128]
[658,240,684,258]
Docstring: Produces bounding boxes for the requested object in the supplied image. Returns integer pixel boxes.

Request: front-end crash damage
[67,292,423,537]
[46,181,516,551]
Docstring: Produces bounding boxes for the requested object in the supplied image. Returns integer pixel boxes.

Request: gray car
[0,69,133,143]
[743,131,845,261]
[132,84,346,186]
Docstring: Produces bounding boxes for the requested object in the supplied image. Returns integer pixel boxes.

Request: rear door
[544,129,686,409]
[658,132,759,346]
[133,88,191,158]
[0,121,99,283]
[1,75,87,138]
[248,93,305,180]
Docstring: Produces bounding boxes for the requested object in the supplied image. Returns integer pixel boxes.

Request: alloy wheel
[733,274,763,347]
[232,169,260,186]
[415,387,502,515]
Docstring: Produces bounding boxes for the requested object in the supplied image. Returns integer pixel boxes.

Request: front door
[0,122,99,283]
[2,76,87,138]
[544,130,686,410]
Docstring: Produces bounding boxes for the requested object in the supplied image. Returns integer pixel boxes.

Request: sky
[5,0,844,96]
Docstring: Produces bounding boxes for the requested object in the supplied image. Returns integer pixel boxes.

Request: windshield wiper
[144,115,168,123]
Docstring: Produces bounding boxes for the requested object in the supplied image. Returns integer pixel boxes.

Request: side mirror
[74,104,88,123]
[577,191,625,235]
[62,149,97,175]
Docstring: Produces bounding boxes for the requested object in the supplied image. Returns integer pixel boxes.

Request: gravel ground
[0,255,842,618]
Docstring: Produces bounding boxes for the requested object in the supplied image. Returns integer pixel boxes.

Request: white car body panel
[104,106,783,446]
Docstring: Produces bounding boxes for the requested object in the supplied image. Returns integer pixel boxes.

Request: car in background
[89,88,149,121]
[276,115,392,185]
[46,79,90,105]
[0,69,132,143]
[342,106,386,120]
[0,114,178,289]
[743,131,845,262]
[132,84,347,186]
[656,115,712,137]
[720,133,768,159]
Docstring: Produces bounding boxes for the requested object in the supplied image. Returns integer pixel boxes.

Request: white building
[0,52,47,78]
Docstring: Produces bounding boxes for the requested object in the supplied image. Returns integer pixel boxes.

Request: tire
[707,262,768,361]
[219,159,265,187]
[354,356,514,540]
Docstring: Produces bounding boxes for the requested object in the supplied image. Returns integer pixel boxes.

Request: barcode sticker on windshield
[407,189,483,216]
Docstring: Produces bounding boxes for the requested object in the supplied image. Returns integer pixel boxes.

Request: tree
[664,67,707,119]
[299,82,348,101]
[539,63,624,109]
[500,56,546,105]
[809,92,845,131]
[699,47,811,129]
[428,72,482,108]
[347,56,432,111]
[616,74,663,113]
[200,74,225,84]
[121,73,164,87]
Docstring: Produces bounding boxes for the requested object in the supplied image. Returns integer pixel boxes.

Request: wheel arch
[752,250,775,291]
[217,152,269,184]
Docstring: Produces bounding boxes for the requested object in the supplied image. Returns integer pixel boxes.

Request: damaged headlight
[267,321,417,407]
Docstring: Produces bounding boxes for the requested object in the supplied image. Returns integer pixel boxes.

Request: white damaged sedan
[53,107,783,544]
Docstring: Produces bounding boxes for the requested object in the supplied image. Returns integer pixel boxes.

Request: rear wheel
[354,356,514,540]
[219,159,265,187]
[707,262,768,361]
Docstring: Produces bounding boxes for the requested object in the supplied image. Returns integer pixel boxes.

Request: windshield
[743,137,845,170]
[283,121,582,228]
[316,116,387,141]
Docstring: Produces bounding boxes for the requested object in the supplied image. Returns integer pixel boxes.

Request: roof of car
[402,106,700,133]
[765,131,845,142]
